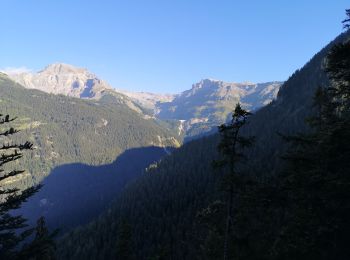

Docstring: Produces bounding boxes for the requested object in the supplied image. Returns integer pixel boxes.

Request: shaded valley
[18,146,170,232]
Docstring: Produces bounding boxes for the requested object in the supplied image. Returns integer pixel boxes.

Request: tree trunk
[223,187,233,260]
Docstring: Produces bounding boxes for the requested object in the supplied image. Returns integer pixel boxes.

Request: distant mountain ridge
[156,79,281,119]
[150,79,281,138]
[5,64,282,138]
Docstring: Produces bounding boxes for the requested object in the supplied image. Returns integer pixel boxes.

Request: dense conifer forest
[0,74,179,190]
[56,17,350,260]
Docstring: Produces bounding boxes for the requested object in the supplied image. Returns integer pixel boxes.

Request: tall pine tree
[19,217,58,260]
[213,103,254,260]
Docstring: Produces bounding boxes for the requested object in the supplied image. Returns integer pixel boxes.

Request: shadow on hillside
[18,146,170,232]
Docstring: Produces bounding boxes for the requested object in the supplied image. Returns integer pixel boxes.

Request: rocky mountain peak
[192,78,221,89]
[6,63,112,99]
[39,63,89,75]
[156,79,283,133]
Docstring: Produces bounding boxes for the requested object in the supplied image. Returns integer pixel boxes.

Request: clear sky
[0,1,348,93]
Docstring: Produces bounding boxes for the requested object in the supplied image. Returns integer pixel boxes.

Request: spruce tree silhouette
[213,104,254,260]
[0,113,55,259]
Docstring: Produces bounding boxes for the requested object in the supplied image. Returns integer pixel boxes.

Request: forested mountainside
[57,31,350,260]
[241,31,350,175]
[0,74,179,189]
[57,136,219,260]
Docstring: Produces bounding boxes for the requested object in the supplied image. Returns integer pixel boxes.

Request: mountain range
[0,63,283,236]
[6,64,282,138]
[155,79,281,137]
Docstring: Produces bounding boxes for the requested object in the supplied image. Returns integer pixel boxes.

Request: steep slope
[0,74,179,189]
[57,31,350,260]
[155,79,282,137]
[243,32,350,175]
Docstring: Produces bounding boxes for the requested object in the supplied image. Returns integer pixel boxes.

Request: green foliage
[0,74,179,190]
[0,113,40,259]
[20,217,58,260]
[0,114,56,260]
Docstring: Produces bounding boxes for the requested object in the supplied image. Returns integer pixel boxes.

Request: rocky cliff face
[117,90,175,111]
[157,79,282,119]
[155,79,282,137]
[6,63,112,99]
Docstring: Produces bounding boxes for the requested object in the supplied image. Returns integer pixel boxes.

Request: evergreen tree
[0,113,57,259]
[116,219,134,260]
[342,9,350,30]
[213,103,254,260]
[19,216,57,260]
[0,113,40,259]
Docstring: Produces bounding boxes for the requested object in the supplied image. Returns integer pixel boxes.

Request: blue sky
[0,1,348,93]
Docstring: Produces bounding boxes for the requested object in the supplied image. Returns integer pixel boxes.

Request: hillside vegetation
[0,74,179,189]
